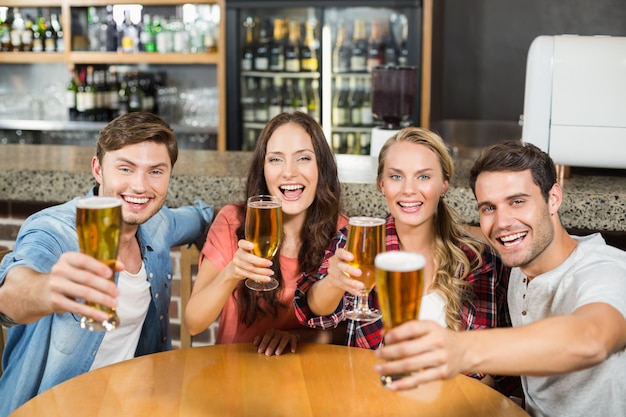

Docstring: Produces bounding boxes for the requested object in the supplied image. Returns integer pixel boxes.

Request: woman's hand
[228,239,274,284]
[253,328,299,356]
[324,248,365,297]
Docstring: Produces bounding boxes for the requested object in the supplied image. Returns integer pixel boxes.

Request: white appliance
[521,35,626,169]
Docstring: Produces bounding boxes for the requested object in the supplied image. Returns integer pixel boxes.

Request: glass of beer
[375,251,425,387]
[244,195,283,291]
[344,216,386,321]
[76,196,123,331]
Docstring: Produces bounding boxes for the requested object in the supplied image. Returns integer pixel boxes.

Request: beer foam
[76,196,122,209]
[375,251,425,271]
[349,216,386,227]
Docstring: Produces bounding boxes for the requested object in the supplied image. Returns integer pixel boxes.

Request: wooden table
[11,343,529,417]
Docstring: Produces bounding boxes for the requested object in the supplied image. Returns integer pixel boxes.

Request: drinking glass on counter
[375,251,425,387]
[344,216,386,321]
[75,196,122,331]
[244,195,283,291]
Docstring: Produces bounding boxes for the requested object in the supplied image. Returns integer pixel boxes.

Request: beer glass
[375,251,425,387]
[244,195,282,291]
[344,216,386,321]
[76,196,122,331]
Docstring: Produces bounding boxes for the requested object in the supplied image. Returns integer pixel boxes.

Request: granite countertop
[1,144,624,231]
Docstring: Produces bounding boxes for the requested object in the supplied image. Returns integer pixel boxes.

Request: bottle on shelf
[305,79,320,123]
[93,68,108,121]
[300,20,318,72]
[292,78,307,114]
[332,25,351,74]
[10,7,25,52]
[383,18,397,66]
[118,75,130,116]
[366,20,384,72]
[76,66,96,121]
[332,77,350,127]
[87,7,101,51]
[44,14,57,52]
[121,10,139,53]
[269,18,285,72]
[281,78,295,113]
[128,72,144,112]
[107,68,120,119]
[154,16,172,53]
[241,16,256,72]
[21,15,34,52]
[241,76,257,123]
[105,6,119,52]
[360,79,373,127]
[348,77,362,127]
[31,16,45,52]
[140,13,156,53]
[255,77,270,123]
[267,77,283,120]
[398,17,409,66]
[66,68,78,121]
[350,19,368,73]
[50,13,63,52]
[284,20,301,73]
[254,20,270,71]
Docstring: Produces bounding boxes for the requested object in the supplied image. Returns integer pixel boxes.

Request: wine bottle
[21,16,34,52]
[281,78,296,113]
[140,13,156,53]
[66,68,78,121]
[118,74,130,115]
[300,20,318,72]
[44,14,56,52]
[305,79,320,123]
[9,8,25,52]
[284,20,301,73]
[128,72,143,112]
[332,25,351,74]
[348,77,362,127]
[254,20,270,71]
[107,68,120,119]
[332,77,350,127]
[121,10,139,53]
[31,17,44,52]
[360,80,373,127]
[242,77,257,122]
[269,19,285,72]
[350,20,367,73]
[366,20,384,72]
[268,77,283,119]
[50,13,63,52]
[255,77,270,123]
[383,18,398,66]
[241,17,256,72]
[293,78,307,114]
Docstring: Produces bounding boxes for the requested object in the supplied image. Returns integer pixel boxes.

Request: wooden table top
[11,343,529,417]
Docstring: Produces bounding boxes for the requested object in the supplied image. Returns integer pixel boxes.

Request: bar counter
[1,144,624,231]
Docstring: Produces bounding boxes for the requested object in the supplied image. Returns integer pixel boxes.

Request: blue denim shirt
[0,189,214,417]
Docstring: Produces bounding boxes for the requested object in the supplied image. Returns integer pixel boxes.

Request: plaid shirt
[295,215,520,395]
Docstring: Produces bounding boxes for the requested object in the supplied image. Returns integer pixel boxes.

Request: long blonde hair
[377,127,482,330]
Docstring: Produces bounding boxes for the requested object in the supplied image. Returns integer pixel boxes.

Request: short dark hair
[469,140,557,202]
[96,112,178,167]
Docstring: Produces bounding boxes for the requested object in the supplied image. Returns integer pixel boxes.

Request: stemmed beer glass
[76,196,122,331]
[244,195,283,291]
[375,251,426,387]
[344,216,386,321]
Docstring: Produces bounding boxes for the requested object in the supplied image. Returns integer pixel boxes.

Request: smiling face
[92,141,171,227]
[263,122,319,219]
[378,141,449,231]
[474,169,560,273]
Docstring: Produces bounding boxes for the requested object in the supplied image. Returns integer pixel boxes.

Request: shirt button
[523,294,526,299]
[522,278,526,283]
[159,315,164,320]
[521,311,527,316]
[149,273,154,278]
[155,293,159,299]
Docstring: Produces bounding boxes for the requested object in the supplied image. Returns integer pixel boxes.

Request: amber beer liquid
[375,251,425,387]
[345,217,386,291]
[76,196,122,331]
[245,198,282,260]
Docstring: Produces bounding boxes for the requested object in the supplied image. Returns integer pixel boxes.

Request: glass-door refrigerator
[225,0,425,153]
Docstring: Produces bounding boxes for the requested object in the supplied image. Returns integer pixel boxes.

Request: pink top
[201,204,348,344]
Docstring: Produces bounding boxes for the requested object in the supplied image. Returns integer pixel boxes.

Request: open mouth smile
[497,231,528,247]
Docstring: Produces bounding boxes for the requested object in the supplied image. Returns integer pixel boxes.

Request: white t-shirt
[91,263,151,370]
[419,291,446,328]
[508,234,626,417]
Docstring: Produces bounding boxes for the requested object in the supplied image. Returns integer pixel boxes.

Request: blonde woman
[295,127,516,392]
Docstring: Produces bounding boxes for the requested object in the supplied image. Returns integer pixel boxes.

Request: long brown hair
[377,127,482,330]
[235,111,342,326]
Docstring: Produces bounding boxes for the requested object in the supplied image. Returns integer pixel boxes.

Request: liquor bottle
[305,79,320,123]
[348,77,362,127]
[300,20,318,72]
[121,10,139,53]
[31,16,45,52]
[346,132,359,154]
[360,79,373,127]
[268,77,283,119]
[66,68,78,121]
[76,66,95,121]
[293,79,307,114]
[155,16,172,53]
[128,72,144,112]
[44,14,57,52]
[366,20,384,72]
[281,78,296,113]
[241,17,256,72]
[398,19,409,66]
[284,20,301,73]
[105,6,119,52]
[254,20,270,71]
[332,26,351,74]
[140,72,156,113]
[93,69,106,121]
[332,77,350,127]
[255,77,270,123]
[242,77,257,122]
[350,20,368,73]
[50,13,63,52]
[87,7,101,51]
[10,8,25,52]
[269,19,285,72]
[21,16,34,52]
[359,131,371,155]
[140,13,156,52]
[383,18,398,66]
[107,68,120,119]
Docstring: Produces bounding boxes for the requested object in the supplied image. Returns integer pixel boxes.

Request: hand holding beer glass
[76,196,122,331]
[344,216,386,321]
[375,251,425,387]
[244,195,283,291]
